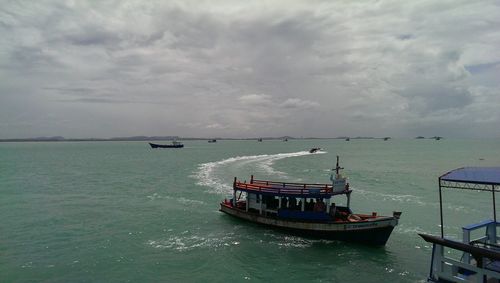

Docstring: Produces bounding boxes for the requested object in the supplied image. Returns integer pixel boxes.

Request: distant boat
[283,138,288,142]
[415,136,425,139]
[383,137,391,141]
[208,139,217,143]
[432,136,442,141]
[258,138,263,142]
[149,141,184,148]
[345,137,350,141]
[309,147,321,153]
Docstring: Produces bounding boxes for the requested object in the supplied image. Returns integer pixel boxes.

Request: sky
[1,0,499,139]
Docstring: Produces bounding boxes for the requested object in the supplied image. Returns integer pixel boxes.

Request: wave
[147,231,337,252]
[354,188,479,214]
[395,225,432,236]
[193,151,325,194]
[146,193,206,205]
[354,188,428,206]
[147,232,238,252]
[262,232,338,248]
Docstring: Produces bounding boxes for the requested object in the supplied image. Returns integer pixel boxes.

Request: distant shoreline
[0,136,388,142]
[0,136,466,142]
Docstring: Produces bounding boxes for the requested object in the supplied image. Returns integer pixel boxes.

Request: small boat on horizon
[345,137,350,141]
[219,156,401,245]
[149,141,184,148]
[208,139,217,143]
[258,138,263,142]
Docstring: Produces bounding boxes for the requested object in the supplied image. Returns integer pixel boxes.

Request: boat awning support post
[346,192,351,209]
[493,184,497,224]
[259,194,263,215]
[439,179,444,238]
[233,177,237,206]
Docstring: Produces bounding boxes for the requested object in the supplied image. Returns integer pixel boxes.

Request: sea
[1,139,499,282]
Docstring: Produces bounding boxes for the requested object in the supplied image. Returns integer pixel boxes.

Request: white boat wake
[193,151,326,194]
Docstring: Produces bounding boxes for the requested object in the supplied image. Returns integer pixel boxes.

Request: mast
[335,155,344,176]
[336,155,339,175]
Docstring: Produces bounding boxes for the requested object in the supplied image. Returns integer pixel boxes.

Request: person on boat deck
[289,197,297,210]
[314,198,326,212]
[272,197,279,209]
[268,196,278,209]
[281,197,288,209]
[329,203,337,219]
[307,198,315,211]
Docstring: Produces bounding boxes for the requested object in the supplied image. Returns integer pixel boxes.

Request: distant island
[0,136,393,142]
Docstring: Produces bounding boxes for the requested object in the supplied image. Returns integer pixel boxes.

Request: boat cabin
[228,171,353,222]
[420,167,500,282]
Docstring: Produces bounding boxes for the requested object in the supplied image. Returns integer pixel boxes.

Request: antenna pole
[336,155,339,175]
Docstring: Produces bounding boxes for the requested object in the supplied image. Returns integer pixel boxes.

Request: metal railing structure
[231,175,351,197]
[235,181,334,197]
[421,234,500,282]
[420,167,500,282]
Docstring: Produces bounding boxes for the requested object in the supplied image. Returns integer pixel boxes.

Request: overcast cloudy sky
[1,1,499,139]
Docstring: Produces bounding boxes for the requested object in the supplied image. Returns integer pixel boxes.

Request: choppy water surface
[1,139,499,282]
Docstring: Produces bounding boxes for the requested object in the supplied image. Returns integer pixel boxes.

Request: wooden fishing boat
[220,156,401,245]
[149,141,184,148]
[419,167,500,282]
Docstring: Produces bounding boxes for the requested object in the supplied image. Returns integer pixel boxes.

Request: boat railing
[234,181,334,196]
[252,178,333,188]
[420,233,500,282]
[462,220,500,264]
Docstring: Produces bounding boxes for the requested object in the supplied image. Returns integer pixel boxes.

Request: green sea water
[1,139,499,282]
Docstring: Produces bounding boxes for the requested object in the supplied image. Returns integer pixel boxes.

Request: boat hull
[220,204,398,245]
[149,142,184,149]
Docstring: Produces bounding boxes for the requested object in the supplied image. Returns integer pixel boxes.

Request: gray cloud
[279,98,319,109]
[1,0,499,138]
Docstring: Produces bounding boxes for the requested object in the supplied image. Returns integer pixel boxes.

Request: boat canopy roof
[233,178,350,199]
[440,167,500,186]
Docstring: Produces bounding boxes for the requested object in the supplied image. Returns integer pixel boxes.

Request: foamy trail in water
[354,188,427,206]
[193,151,326,194]
[354,188,481,213]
